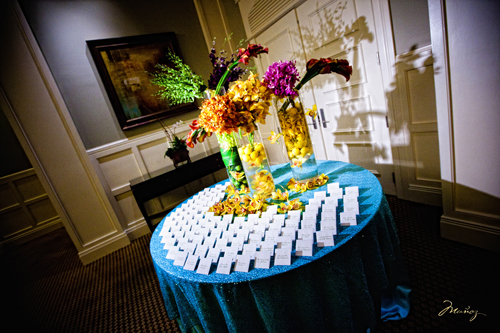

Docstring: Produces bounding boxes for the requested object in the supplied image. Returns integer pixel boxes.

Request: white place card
[166,247,180,260]
[288,210,302,218]
[276,236,293,250]
[215,238,228,250]
[196,258,212,275]
[301,219,316,231]
[248,233,263,245]
[234,255,251,272]
[173,251,188,266]
[305,205,319,213]
[236,229,250,242]
[234,216,246,224]
[272,215,286,226]
[295,239,313,256]
[265,230,280,243]
[340,212,357,226]
[285,219,299,230]
[345,186,359,197]
[343,195,358,204]
[261,211,274,219]
[321,211,336,222]
[322,203,336,213]
[254,225,266,235]
[231,236,245,251]
[344,202,359,215]
[206,247,221,263]
[247,213,260,222]
[222,214,234,223]
[297,228,315,241]
[242,243,257,259]
[308,198,323,207]
[163,238,177,250]
[216,256,233,274]
[268,223,282,233]
[259,241,275,256]
[316,230,335,247]
[302,211,317,220]
[192,234,204,245]
[183,254,199,271]
[329,188,344,200]
[274,248,292,266]
[222,230,235,239]
[327,182,340,193]
[281,227,296,240]
[321,220,337,235]
[184,242,197,255]
[203,236,217,249]
[194,244,209,258]
[314,191,327,201]
[266,205,278,215]
[254,252,271,269]
[204,212,215,219]
[224,247,239,262]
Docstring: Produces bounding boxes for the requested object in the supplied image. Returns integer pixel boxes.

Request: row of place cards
[160,182,361,275]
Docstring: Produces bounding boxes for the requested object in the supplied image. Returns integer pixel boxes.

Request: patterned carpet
[0,196,497,332]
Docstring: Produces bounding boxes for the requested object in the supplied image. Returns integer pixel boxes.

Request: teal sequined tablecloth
[150,161,410,332]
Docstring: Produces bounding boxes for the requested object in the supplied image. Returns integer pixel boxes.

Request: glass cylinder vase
[235,129,275,198]
[216,133,249,191]
[276,96,319,182]
[204,89,248,191]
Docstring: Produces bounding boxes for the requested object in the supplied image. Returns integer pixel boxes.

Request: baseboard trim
[0,219,63,248]
[78,232,130,265]
[125,219,151,241]
[440,215,500,253]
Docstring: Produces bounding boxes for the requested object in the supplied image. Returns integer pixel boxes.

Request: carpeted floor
[0,195,497,332]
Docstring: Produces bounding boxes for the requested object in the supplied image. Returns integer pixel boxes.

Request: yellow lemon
[288,151,294,159]
[255,143,263,151]
[241,154,249,162]
[301,147,309,155]
[250,151,259,160]
[292,148,300,156]
[244,146,252,155]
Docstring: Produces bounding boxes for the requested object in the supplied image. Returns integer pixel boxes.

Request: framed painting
[87,32,198,130]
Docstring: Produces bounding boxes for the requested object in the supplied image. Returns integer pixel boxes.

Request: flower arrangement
[150,51,205,105]
[264,58,352,174]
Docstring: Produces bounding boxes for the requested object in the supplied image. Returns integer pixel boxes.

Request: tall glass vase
[216,133,248,191]
[276,95,319,182]
[204,89,248,191]
[234,129,275,198]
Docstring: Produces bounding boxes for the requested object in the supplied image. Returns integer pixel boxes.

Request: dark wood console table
[130,152,225,232]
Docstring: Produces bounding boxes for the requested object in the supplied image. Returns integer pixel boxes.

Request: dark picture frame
[87,32,198,130]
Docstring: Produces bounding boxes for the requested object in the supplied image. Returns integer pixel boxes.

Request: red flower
[305,58,352,82]
[237,44,269,65]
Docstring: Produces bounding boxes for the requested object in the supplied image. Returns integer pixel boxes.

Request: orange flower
[198,95,249,135]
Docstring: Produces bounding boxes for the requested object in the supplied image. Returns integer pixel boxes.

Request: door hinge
[376,52,380,65]
[385,116,389,128]
[392,172,396,184]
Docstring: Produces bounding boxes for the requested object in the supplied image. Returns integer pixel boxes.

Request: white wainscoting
[87,122,224,239]
[0,169,62,248]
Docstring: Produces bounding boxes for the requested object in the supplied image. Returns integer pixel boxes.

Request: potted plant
[162,120,191,168]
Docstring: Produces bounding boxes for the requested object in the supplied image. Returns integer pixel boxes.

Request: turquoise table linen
[150,160,411,332]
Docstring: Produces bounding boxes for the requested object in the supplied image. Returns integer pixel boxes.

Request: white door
[391,46,442,206]
[295,0,396,194]
[251,10,328,166]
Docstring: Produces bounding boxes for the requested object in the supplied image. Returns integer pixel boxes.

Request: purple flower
[208,41,247,90]
[263,60,300,98]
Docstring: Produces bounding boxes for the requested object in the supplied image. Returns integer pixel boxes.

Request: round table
[150,161,410,332]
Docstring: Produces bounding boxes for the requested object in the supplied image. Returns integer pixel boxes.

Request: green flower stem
[215,60,240,95]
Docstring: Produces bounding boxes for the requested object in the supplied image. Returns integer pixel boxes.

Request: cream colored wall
[429,0,500,252]
[0,1,130,264]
